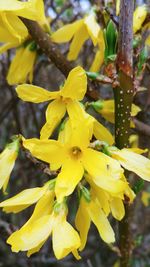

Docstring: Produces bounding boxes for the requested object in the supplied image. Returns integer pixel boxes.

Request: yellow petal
[15,0,47,24]
[90,30,105,72]
[0,12,28,43]
[67,101,93,149]
[58,119,71,145]
[52,214,81,259]
[141,191,150,207]
[55,158,84,201]
[93,119,114,145]
[67,24,89,60]
[90,50,103,72]
[83,148,125,194]
[7,215,53,252]
[0,0,26,11]
[100,100,115,123]
[90,185,110,216]
[51,19,83,43]
[23,138,65,165]
[75,197,91,251]
[61,66,87,100]
[116,0,120,15]
[0,139,19,192]
[0,183,49,213]
[110,198,125,220]
[88,199,115,243]
[112,149,150,182]
[7,46,37,85]
[84,14,100,46]
[40,100,66,139]
[27,240,46,257]
[131,103,141,117]
[0,42,18,54]
[133,5,147,34]
[16,84,58,103]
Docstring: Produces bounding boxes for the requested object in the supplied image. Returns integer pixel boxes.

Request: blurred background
[0,0,150,266]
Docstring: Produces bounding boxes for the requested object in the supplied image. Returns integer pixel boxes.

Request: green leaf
[133,179,144,194]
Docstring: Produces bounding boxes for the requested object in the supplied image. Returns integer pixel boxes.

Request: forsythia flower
[109,147,150,182]
[0,137,20,192]
[90,30,105,72]
[91,99,141,126]
[23,109,126,202]
[0,181,81,259]
[51,13,100,60]
[16,66,114,144]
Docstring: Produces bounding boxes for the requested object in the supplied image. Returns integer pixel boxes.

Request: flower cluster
[0,0,150,261]
[0,65,150,259]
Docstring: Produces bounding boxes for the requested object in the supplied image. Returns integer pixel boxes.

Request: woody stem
[114,1,134,266]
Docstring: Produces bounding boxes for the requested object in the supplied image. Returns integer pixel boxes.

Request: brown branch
[21,18,73,77]
[115,1,134,266]
[134,118,150,137]
[24,148,58,177]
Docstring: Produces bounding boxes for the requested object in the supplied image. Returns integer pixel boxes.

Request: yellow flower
[51,13,100,60]
[75,194,115,250]
[141,191,150,207]
[92,99,141,127]
[133,5,147,34]
[7,42,37,85]
[110,147,150,182]
[16,66,87,138]
[1,188,81,259]
[23,109,125,202]
[0,138,20,192]
[90,30,105,72]
[16,66,114,144]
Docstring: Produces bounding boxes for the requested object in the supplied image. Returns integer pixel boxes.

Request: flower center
[70,146,82,159]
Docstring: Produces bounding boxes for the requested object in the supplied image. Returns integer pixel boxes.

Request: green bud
[104,20,118,64]
[91,100,104,112]
[86,71,99,80]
